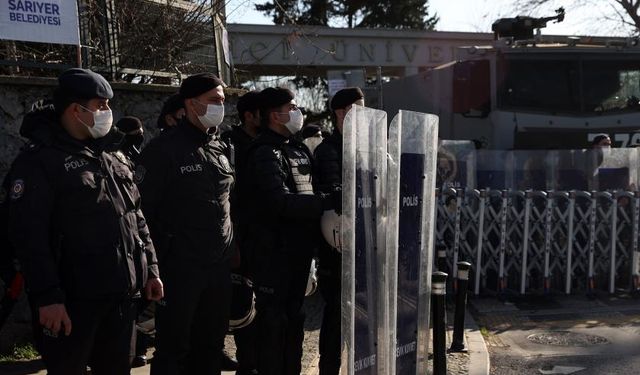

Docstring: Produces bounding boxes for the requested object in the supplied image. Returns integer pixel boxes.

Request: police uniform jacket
[221,126,255,267]
[221,125,253,223]
[6,108,159,307]
[312,130,343,279]
[245,129,327,285]
[137,120,235,265]
[313,131,342,193]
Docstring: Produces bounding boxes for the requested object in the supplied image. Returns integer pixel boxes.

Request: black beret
[301,124,321,139]
[58,68,113,100]
[260,87,295,110]
[330,87,364,111]
[157,93,185,129]
[237,90,262,118]
[116,116,143,135]
[179,73,224,99]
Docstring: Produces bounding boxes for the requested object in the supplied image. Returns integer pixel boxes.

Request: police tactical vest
[282,144,314,195]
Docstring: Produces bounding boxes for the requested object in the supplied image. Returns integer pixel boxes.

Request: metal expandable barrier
[435,189,640,295]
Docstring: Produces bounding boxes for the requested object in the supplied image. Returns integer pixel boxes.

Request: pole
[377,66,383,109]
[76,45,82,68]
[432,271,448,375]
[436,242,448,274]
[450,262,471,352]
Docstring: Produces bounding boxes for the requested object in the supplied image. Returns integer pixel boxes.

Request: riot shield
[341,106,391,375]
[476,150,508,190]
[509,150,549,190]
[387,111,439,374]
[592,148,637,191]
[437,140,476,189]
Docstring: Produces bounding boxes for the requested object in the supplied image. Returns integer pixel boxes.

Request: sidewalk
[433,307,490,375]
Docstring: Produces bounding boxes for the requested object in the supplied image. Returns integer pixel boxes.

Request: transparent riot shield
[387,111,439,374]
[508,150,550,190]
[592,147,638,191]
[341,106,391,375]
[437,140,476,189]
[476,150,508,190]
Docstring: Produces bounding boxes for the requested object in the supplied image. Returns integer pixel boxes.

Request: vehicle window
[583,60,640,113]
[498,59,580,112]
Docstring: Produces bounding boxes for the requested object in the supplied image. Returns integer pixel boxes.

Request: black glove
[331,185,342,215]
[321,184,342,215]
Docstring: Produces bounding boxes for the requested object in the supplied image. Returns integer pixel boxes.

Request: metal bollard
[436,242,448,274]
[450,261,472,352]
[432,271,448,375]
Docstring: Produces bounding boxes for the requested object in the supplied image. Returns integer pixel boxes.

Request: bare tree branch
[514,0,639,35]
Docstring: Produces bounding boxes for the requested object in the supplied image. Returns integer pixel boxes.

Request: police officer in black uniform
[137,73,235,375]
[6,68,164,375]
[245,87,340,375]
[221,90,261,375]
[313,87,364,375]
[115,116,145,163]
[157,93,185,130]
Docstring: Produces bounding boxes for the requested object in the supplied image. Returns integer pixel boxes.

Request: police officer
[301,124,323,155]
[157,93,186,130]
[245,87,339,375]
[313,87,364,375]
[221,90,261,375]
[6,68,163,375]
[137,73,234,375]
[115,116,145,163]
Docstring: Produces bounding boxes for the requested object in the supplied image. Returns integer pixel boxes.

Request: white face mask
[281,109,304,135]
[78,105,113,139]
[303,135,322,154]
[196,100,224,129]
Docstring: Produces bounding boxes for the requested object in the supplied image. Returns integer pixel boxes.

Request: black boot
[132,330,151,368]
[221,350,239,371]
[131,354,147,368]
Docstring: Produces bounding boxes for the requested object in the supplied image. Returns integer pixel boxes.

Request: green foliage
[479,326,490,338]
[0,342,39,362]
[255,0,438,30]
[356,0,439,30]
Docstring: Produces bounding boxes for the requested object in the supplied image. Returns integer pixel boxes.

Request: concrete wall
[0,76,243,183]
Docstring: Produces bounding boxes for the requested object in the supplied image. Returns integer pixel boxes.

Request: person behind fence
[245,87,340,375]
[157,93,186,130]
[220,89,262,375]
[5,68,163,375]
[136,73,235,375]
[313,87,364,375]
[591,133,612,149]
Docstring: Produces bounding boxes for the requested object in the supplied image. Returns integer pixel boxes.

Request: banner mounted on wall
[0,0,80,45]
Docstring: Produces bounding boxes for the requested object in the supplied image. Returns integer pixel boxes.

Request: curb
[465,310,490,375]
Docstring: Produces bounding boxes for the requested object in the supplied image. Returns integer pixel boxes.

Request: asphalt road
[490,349,640,375]
[471,293,640,375]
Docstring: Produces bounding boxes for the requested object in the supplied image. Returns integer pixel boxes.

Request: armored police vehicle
[382,8,640,149]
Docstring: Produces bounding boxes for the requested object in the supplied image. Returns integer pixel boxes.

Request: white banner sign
[0,0,80,45]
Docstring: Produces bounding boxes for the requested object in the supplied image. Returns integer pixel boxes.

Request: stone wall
[0,76,243,183]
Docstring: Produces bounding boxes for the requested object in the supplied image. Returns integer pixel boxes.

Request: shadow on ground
[0,359,45,375]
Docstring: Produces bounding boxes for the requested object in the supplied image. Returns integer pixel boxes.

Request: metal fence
[0,0,227,84]
[435,188,640,296]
